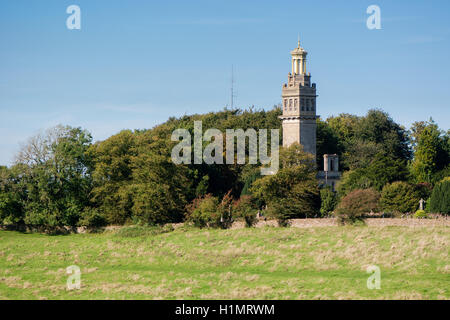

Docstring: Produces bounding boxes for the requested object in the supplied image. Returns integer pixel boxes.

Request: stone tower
[318,154,341,190]
[280,39,318,155]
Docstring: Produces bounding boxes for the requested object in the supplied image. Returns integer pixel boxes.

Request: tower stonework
[279,40,318,155]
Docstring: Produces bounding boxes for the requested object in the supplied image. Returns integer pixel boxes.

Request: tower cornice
[279,115,319,120]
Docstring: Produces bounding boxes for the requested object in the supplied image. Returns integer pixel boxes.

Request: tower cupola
[290,39,308,75]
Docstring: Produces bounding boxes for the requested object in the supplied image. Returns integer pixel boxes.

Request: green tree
[0,165,26,225]
[316,119,340,169]
[326,113,360,170]
[337,153,409,196]
[355,109,411,161]
[429,179,450,214]
[88,130,137,224]
[130,129,192,225]
[326,110,411,171]
[240,169,261,197]
[320,186,337,217]
[410,119,450,184]
[251,143,320,221]
[380,181,422,214]
[15,126,93,231]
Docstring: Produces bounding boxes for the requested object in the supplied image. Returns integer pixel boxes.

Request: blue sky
[1,0,449,165]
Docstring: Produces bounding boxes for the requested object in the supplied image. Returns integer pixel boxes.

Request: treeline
[0,107,449,232]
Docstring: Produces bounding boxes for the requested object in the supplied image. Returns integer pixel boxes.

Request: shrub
[429,179,450,214]
[380,181,422,214]
[216,191,234,229]
[0,192,24,225]
[414,210,428,219]
[186,193,233,229]
[186,194,219,228]
[320,186,337,217]
[131,183,185,225]
[267,199,292,227]
[78,207,107,229]
[233,195,258,227]
[334,189,380,225]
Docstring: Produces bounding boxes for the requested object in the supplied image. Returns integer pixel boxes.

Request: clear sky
[1,0,449,165]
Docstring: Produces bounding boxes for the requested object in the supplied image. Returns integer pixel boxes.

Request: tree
[240,169,261,197]
[337,153,410,196]
[130,129,192,224]
[320,186,337,217]
[15,125,93,231]
[355,109,411,162]
[345,140,385,170]
[380,181,422,214]
[0,165,26,225]
[131,182,183,225]
[410,119,450,184]
[326,113,360,171]
[251,143,320,221]
[429,179,450,214]
[88,130,137,224]
[316,119,340,169]
[326,110,411,171]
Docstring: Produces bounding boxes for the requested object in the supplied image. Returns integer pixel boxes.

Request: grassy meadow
[0,224,449,300]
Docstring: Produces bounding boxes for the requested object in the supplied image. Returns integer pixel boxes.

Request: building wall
[300,118,317,156]
[282,119,300,147]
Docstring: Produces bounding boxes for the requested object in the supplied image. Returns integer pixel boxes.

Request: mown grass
[0,224,448,300]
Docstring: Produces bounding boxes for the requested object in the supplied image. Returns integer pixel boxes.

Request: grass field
[0,223,449,300]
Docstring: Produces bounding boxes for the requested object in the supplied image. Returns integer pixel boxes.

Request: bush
[0,192,24,225]
[216,191,234,229]
[267,199,292,227]
[233,195,258,227]
[78,207,107,228]
[186,193,233,229]
[380,181,422,214]
[334,189,380,225]
[132,183,185,225]
[414,210,428,219]
[320,186,337,217]
[186,194,218,228]
[429,180,450,214]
